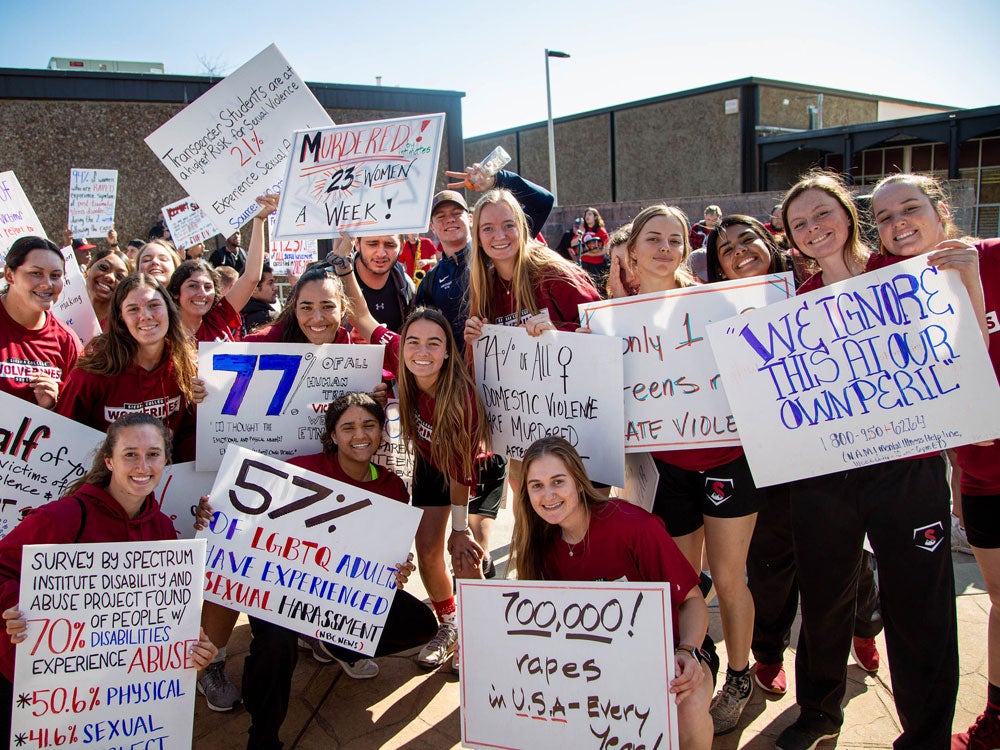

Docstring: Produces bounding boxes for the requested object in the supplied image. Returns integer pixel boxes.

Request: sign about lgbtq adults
[196,341,383,472]
[12,539,206,749]
[67,168,118,237]
[473,325,625,487]
[0,171,47,264]
[52,244,102,345]
[706,255,1000,486]
[580,273,793,452]
[199,446,421,654]
[458,580,678,750]
[272,112,445,240]
[267,213,316,275]
[161,197,218,250]
[0,392,104,539]
[145,44,333,237]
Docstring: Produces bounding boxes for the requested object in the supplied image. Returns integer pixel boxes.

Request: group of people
[0,156,995,750]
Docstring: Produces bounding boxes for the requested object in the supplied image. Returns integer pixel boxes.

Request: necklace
[563,533,585,557]
[498,276,513,296]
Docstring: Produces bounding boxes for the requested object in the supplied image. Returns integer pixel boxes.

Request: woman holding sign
[0,236,82,409]
[511,436,717,749]
[774,172,958,750]
[0,413,218,740]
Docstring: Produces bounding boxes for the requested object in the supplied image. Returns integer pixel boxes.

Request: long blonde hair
[625,205,700,289]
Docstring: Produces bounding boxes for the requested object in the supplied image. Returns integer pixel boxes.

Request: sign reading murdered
[272,113,445,240]
[706,255,1000,486]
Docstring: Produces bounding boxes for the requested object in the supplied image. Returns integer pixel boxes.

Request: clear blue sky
[2,0,998,137]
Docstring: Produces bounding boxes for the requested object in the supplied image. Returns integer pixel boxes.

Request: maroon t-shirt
[244,320,351,344]
[489,269,600,331]
[288,451,409,504]
[196,297,243,343]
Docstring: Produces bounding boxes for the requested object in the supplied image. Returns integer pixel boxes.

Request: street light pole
[545,49,570,206]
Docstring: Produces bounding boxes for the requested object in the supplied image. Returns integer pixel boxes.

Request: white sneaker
[416,622,457,669]
[334,656,379,679]
[952,515,974,555]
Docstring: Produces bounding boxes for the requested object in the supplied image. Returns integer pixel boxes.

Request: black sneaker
[699,571,716,603]
[482,557,496,578]
[775,718,840,750]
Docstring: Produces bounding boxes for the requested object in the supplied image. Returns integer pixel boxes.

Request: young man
[240,263,278,335]
[689,204,721,250]
[352,235,414,334]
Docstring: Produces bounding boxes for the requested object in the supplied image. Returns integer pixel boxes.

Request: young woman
[244,265,351,345]
[583,206,610,247]
[775,172,958,750]
[868,173,997,749]
[237,392,437,748]
[56,274,204,462]
[0,236,81,408]
[510,436,716,749]
[0,413,218,740]
[135,240,182,286]
[85,247,130,329]
[606,204,761,735]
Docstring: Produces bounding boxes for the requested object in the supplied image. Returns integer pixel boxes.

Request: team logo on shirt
[986,309,998,334]
[415,412,433,442]
[0,358,61,383]
[705,477,734,506]
[104,396,182,422]
[913,521,945,552]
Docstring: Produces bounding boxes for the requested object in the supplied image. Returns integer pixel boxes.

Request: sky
[2,0,998,138]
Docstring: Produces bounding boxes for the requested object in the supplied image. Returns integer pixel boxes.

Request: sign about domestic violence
[473,325,625,487]
[457,580,678,750]
[11,539,206,749]
[580,273,793,452]
[267,213,316,276]
[611,453,658,514]
[0,171,47,264]
[199,446,421,654]
[52,244,102,345]
[196,341,383,472]
[706,255,1000,486]
[272,112,445,240]
[67,168,118,237]
[144,44,333,237]
[0,392,104,539]
[161,197,217,251]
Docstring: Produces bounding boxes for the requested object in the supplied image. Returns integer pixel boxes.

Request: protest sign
[161,197,218,250]
[473,325,625,486]
[372,398,414,493]
[580,273,793,452]
[706,255,1000,486]
[145,44,333,237]
[267,213,317,275]
[199,445,421,654]
[196,341,383,471]
[0,171,47,264]
[157,463,218,541]
[272,112,445,240]
[611,453,658,513]
[0,392,104,539]
[51,244,102,345]
[12,539,205,749]
[458,580,678,750]
[67,169,118,237]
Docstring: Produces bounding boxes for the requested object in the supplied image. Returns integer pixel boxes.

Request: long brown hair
[625,205,699,289]
[782,171,869,276]
[64,413,171,497]
[271,266,351,343]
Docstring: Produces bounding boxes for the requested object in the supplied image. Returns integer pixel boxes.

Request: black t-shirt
[358,274,405,332]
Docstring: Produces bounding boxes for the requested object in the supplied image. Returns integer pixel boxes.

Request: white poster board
[473,326,625,487]
[0,171,47,264]
[196,341,383,471]
[580,273,793,452]
[372,398,414,493]
[12,539,206,748]
[144,44,333,237]
[611,452,659,513]
[0,392,104,539]
[67,168,118,237]
[157,462,218,541]
[199,446,421,654]
[458,580,678,750]
[52,244,102,345]
[272,113,445,240]
[267,213,317,275]
[161,196,218,250]
[707,255,1000,486]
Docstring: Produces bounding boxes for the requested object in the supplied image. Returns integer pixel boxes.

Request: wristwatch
[675,643,704,663]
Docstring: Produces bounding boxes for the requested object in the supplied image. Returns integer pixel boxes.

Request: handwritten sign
[458,580,678,750]
[67,168,118,237]
[611,453,658,513]
[272,112,445,240]
[145,44,333,237]
[580,273,793,452]
[706,256,1000,486]
[0,392,104,539]
[157,463,218,541]
[0,171,47,264]
[51,244,102,345]
[372,398,414,493]
[196,341,383,472]
[199,445,421,654]
[473,325,625,487]
[161,197,218,251]
[267,213,317,275]
[12,539,206,749]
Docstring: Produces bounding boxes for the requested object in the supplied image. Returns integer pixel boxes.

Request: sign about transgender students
[581,273,793,452]
[198,445,421,655]
[144,44,333,238]
[706,254,1000,487]
[272,113,445,241]
[457,580,679,750]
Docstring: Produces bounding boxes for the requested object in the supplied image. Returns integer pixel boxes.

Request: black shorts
[652,454,765,537]
[962,492,1000,549]
[411,453,506,519]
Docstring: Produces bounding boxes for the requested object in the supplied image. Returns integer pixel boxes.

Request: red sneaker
[953,712,1000,750]
[851,636,880,674]
[753,662,787,695]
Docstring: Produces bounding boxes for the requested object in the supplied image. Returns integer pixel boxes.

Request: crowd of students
[0,162,996,750]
